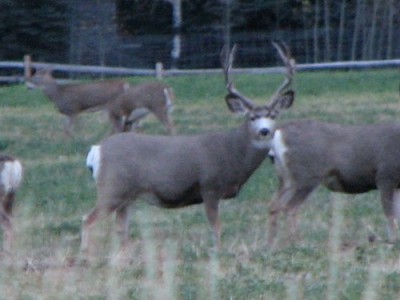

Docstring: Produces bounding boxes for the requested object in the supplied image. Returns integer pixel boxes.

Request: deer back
[273,120,400,193]
[56,80,128,114]
[109,81,174,115]
[28,69,128,116]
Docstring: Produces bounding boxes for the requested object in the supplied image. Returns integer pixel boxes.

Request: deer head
[26,68,54,90]
[222,41,296,147]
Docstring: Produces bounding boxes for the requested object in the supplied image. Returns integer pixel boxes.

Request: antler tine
[268,41,296,107]
[273,40,296,77]
[221,44,236,87]
[221,44,255,109]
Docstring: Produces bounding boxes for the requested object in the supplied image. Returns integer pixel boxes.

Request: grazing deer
[267,103,400,245]
[0,155,23,252]
[26,70,175,136]
[26,68,129,136]
[107,81,176,135]
[80,42,296,254]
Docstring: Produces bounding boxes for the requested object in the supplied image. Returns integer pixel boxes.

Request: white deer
[81,42,296,254]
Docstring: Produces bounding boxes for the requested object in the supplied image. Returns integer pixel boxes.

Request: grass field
[0,69,399,299]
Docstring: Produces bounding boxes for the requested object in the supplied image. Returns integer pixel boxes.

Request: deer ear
[225,96,252,114]
[275,90,295,110]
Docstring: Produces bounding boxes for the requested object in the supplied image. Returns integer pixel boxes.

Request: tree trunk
[337,0,346,61]
[313,0,320,63]
[377,1,388,59]
[323,0,331,61]
[386,0,394,58]
[170,0,182,69]
[367,0,380,60]
[361,0,368,60]
[351,0,362,60]
[302,12,310,63]
[222,0,232,62]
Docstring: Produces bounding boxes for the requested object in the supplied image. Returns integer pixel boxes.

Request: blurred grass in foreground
[0,69,399,299]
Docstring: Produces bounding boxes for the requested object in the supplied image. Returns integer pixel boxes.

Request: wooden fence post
[156,62,163,79]
[24,55,32,81]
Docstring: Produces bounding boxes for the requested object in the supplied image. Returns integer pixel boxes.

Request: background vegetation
[1,0,399,68]
[0,68,399,299]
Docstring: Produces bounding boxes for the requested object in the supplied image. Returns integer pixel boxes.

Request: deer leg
[286,206,300,242]
[125,108,150,132]
[284,187,315,242]
[378,185,398,242]
[152,108,176,135]
[268,183,314,245]
[0,207,12,252]
[163,115,176,135]
[108,112,124,134]
[115,204,130,249]
[202,192,221,249]
[80,207,100,254]
[64,115,75,137]
[1,193,14,252]
[268,177,294,244]
[267,191,286,245]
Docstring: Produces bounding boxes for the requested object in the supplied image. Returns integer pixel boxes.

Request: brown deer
[80,42,296,254]
[267,103,400,245]
[26,70,175,136]
[107,81,176,135]
[26,68,130,136]
[0,155,23,252]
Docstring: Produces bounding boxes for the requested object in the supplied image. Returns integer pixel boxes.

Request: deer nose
[260,128,270,136]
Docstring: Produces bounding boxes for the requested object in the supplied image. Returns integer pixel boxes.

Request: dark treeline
[0,0,69,62]
[0,0,399,68]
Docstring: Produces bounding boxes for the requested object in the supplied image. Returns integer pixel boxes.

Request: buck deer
[80,42,296,254]
[26,69,175,136]
[267,100,400,245]
[0,155,23,252]
[107,81,176,135]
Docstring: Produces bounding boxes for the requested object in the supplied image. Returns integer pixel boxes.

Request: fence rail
[0,56,399,84]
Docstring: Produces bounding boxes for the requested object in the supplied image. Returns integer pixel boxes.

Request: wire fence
[70,28,400,70]
[1,54,399,85]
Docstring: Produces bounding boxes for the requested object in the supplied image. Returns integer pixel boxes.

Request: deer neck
[211,124,268,198]
[42,80,60,103]
[230,123,269,166]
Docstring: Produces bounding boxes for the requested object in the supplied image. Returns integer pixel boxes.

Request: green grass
[0,69,400,299]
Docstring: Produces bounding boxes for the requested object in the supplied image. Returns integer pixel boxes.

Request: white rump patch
[269,129,288,164]
[86,145,101,182]
[1,160,23,193]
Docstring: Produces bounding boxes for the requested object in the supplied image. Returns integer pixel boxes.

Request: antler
[221,44,255,109]
[267,41,296,108]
